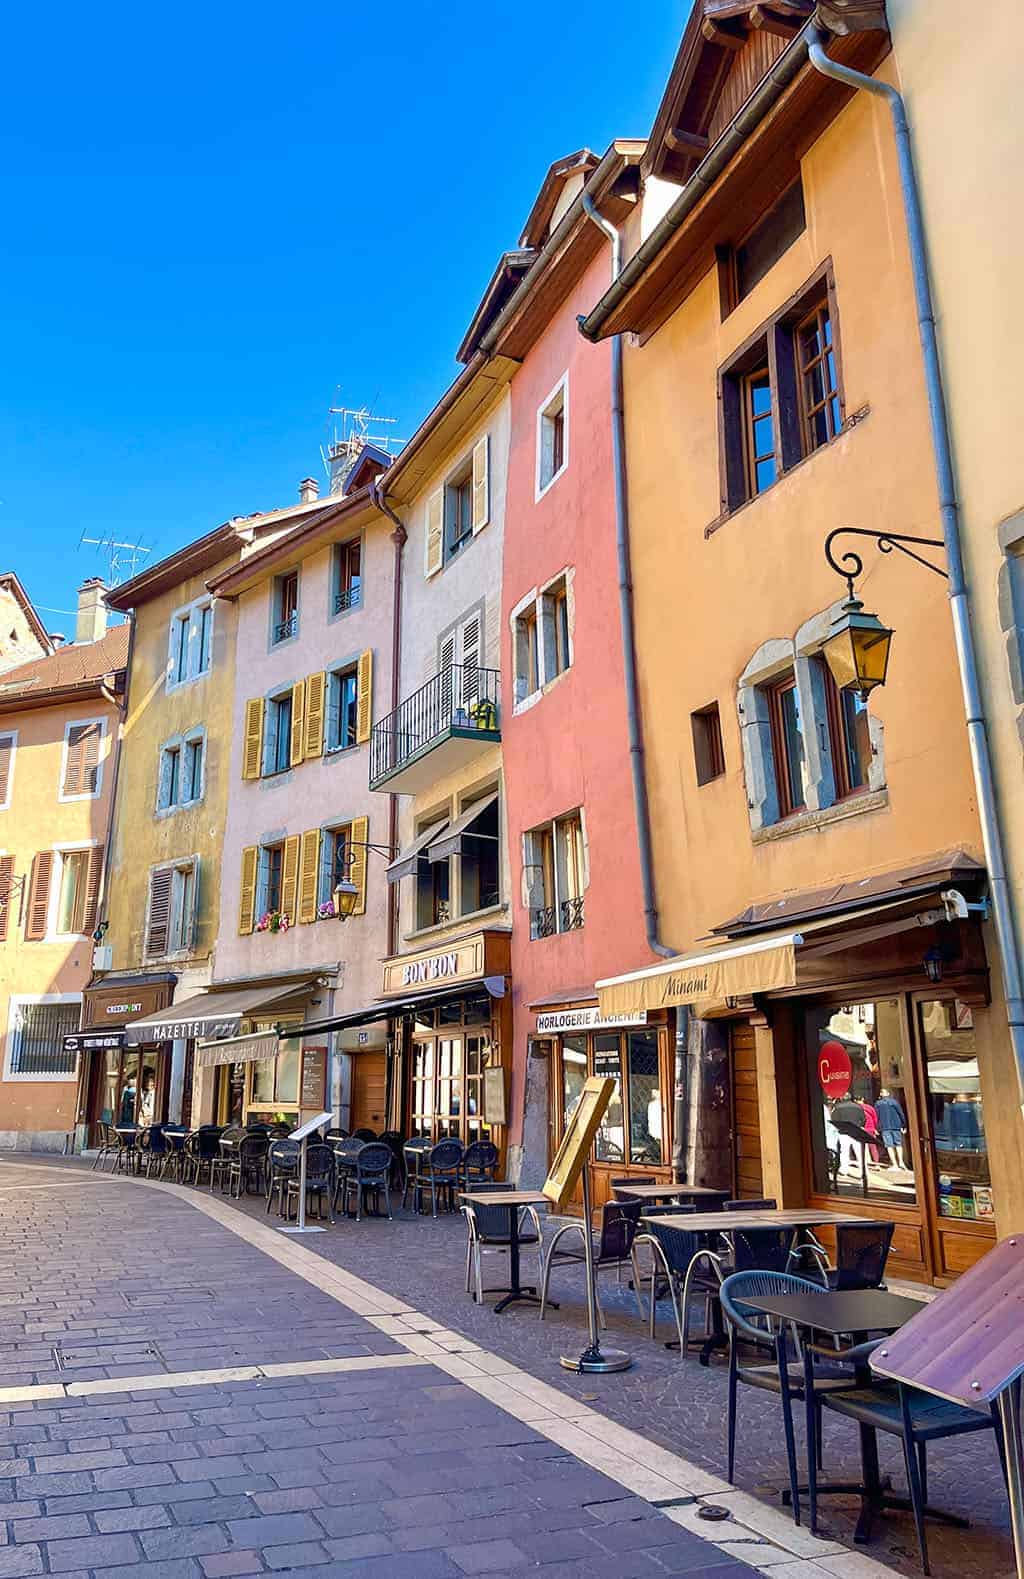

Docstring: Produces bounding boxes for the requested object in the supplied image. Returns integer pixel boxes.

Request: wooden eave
[379,353,520,509]
[489,150,645,363]
[519,149,599,249]
[207,490,380,599]
[590,26,891,343]
[104,524,242,611]
[0,673,124,718]
[456,250,536,366]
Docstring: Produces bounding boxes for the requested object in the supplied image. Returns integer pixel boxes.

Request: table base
[491,1286,551,1314]
[560,1344,632,1374]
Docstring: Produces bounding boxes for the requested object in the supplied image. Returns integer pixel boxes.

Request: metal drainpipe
[581,195,691,1180]
[806,27,1024,1109]
[369,480,407,961]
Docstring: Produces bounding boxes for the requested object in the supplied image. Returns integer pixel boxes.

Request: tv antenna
[78,530,151,587]
[320,397,404,496]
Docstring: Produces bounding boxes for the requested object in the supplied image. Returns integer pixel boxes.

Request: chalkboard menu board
[301,1046,327,1112]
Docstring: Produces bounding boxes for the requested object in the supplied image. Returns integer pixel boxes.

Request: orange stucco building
[582,0,1019,1283]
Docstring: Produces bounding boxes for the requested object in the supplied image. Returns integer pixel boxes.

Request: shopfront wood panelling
[730,1022,763,1198]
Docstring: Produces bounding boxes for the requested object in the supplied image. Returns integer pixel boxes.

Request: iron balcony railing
[530,895,585,941]
[370,663,500,787]
[272,611,298,644]
[334,586,362,615]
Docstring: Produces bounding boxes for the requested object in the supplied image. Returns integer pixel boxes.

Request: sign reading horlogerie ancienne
[536,1008,648,1034]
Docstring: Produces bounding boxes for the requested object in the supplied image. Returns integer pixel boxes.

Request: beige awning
[596,899,950,1017]
[125,979,317,1045]
[386,820,448,884]
[427,793,499,864]
[196,1032,279,1069]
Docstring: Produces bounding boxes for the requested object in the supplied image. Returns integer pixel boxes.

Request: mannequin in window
[875,1087,907,1169]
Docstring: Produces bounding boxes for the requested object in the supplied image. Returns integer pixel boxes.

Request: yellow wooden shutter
[304,672,326,759]
[349,815,369,916]
[425,488,444,578]
[281,834,300,922]
[298,828,321,923]
[238,845,258,934]
[356,650,373,744]
[289,680,306,768]
[472,435,489,533]
[242,700,264,780]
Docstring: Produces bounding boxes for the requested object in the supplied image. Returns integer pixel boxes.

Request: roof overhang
[0,572,52,652]
[377,352,520,509]
[105,525,242,611]
[520,148,600,248]
[457,250,537,366]
[206,489,380,599]
[0,674,122,716]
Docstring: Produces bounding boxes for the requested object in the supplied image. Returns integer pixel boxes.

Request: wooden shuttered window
[289,681,306,769]
[304,672,326,759]
[280,834,301,923]
[238,845,258,934]
[145,866,173,958]
[0,735,14,805]
[0,854,15,941]
[24,852,54,941]
[425,489,444,578]
[63,722,101,797]
[356,651,373,744]
[348,814,369,916]
[298,829,321,924]
[242,700,264,780]
[471,436,490,534]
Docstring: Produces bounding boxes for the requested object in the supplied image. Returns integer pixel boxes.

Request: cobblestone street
[0,1160,1013,1579]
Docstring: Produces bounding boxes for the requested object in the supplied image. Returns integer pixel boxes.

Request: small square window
[272,572,299,644]
[537,377,568,495]
[691,703,725,786]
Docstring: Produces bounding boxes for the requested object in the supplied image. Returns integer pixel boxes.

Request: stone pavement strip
[0,1161,906,1579]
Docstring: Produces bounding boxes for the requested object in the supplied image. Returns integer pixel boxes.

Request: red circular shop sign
[818,1040,853,1099]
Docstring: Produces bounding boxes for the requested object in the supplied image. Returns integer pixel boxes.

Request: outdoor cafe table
[613,1182,731,1208]
[460,1190,551,1314]
[740,1287,926,1543]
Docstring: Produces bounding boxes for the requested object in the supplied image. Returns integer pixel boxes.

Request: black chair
[680,1225,796,1360]
[634,1211,702,1346]
[463,1198,542,1304]
[401,1137,432,1210]
[284,1143,335,1223]
[816,1341,997,1569]
[228,1133,268,1198]
[463,1140,499,1187]
[540,1200,645,1324]
[325,1127,350,1143]
[797,1222,895,1291]
[416,1139,465,1216]
[379,1130,407,1191]
[265,1138,300,1216]
[351,1127,378,1142]
[137,1125,169,1178]
[719,1270,856,1526]
[337,1141,393,1221]
[91,1121,118,1172]
[210,1125,246,1194]
[111,1127,139,1176]
[722,1197,778,1211]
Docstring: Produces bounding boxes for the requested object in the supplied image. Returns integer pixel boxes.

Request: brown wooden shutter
[242,700,264,780]
[0,735,14,805]
[304,672,326,759]
[298,829,321,924]
[145,867,173,957]
[349,815,369,916]
[280,834,300,923]
[425,488,444,577]
[289,681,306,769]
[64,722,101,796]
[356,651,373,744]
[471,435,490,534]
[238,846,258,934]
[0,855,14,941]
[24,852,54,940]
[81,847,104,937]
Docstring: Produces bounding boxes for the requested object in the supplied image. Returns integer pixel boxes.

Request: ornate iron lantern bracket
[824,527,947,600]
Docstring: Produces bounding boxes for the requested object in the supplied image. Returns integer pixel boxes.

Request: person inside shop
[118,1075,137,1127]
[138,1069,156,1126]
[829,1094,875,1179]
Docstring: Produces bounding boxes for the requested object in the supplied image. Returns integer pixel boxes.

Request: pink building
[491,146,664,1200]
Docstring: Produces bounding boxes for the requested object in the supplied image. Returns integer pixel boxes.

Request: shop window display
[919,999,993,1222]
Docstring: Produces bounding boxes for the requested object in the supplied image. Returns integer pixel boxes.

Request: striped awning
[196,1031,279,1069]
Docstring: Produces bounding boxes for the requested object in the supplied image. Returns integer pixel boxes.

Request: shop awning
[427,793,499,864]
[596,898,952,1017]
[196,1031,279,1069]
[124,980,317,1046]
[297,976,506,1038]
[386,820,448,884]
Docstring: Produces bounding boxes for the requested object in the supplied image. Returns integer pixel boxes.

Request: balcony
[530,895,585,941]
[370,664,501,793]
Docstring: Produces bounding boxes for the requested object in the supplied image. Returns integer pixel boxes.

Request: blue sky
[0,1,679,631]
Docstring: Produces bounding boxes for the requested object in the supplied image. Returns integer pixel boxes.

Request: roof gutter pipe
[806,28,1024,1110]
[370,479,407,962]
[581,194,674,963]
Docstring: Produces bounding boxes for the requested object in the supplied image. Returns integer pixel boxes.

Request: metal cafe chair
[416,1139,465,1217]
[265,1139,300,1216]
[284,1143,335,1224]
[209,1125,246,1194]
[351,1127,378,1142]
[91,1121,118,1172]
[793,1222,896,1291]
[722,1197,778,1211]
[680,1224,796,1361]
[463,1198,543,1305]
[610,1175,656,1200]
[137,1125,169,1179]
[633,1208,698,1345]
[228,1133,269,1198]
[337,1141,393,1221]
[462,1139,500,1188]
[540,1199,645,1325]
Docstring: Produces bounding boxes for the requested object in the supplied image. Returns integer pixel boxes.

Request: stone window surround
[737,599,886,838]
[156,726,206,816]
[45,839,103,943]
[166,594,214,692]
[58,716,106,804]
[535,370,570,502]
[3,992,81,1083]
[509,567,575,713]
[0,728,18,811]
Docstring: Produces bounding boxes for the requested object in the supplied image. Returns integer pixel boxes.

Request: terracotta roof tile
[0,623,129,699]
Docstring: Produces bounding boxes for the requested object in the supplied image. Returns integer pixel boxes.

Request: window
[250,1032,300,1116]
[416,842,451,930]
[334,539,362,614]
[319,823,352,908]
[920,999,991,1222]
[0,731,18,810]
[56,848,99,936]
[524,809,585,939]
[458,792,500,916]
[5,998,80,1080]
[158,732,204,810]
[61,719,103,800]
[144,859,199,957]
[327,666,359,752]
[158,745,180,811]
[796,300,841,453]
[167,597,214,687]
[264,693,293,775]
[803,999,914,1206]
[731,179,806,308]
[691,702,725,786]
[513,573,573,703]
[822,663,872,799]
[261,844,284,916]
[409,790,500,931]
[765,670,806,817]
[272,571,299,644]
[516,606,540,699]
[536,374,569,497]
[445,468,474,563]
[718,263,845,517]
[184,734,204,802]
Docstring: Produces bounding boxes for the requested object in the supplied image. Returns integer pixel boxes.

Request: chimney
[298,477,319,505]
[75,579,109,645]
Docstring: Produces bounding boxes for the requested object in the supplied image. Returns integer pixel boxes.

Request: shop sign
[402,951,458,988]
[381,931,489,997]
[62,1031,125,1056]
[817,1040,853,1099]
[536,1007,648,1034]
[84,979,172,1030]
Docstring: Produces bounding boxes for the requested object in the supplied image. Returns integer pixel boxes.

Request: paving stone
[44,1531,141,1571]
[446,1537,531,1573]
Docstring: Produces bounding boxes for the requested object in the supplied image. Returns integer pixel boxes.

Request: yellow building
[0,590,126,1151]
[583,0,1018,1282]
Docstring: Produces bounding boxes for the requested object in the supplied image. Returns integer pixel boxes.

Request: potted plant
[255,911,290,934]
[317,900,338,921]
